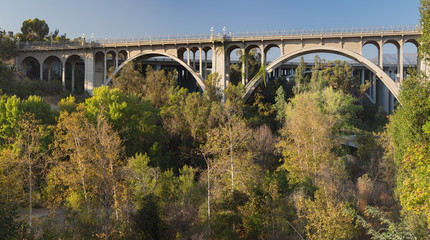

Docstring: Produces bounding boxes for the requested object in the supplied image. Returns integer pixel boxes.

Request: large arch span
[104,51,205,92]
[243,46,401,101]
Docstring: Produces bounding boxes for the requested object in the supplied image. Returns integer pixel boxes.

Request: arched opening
[226,45,241,85]
[245,45,262,83]
[362,42,379,103]
[177,47,189,64]
[381,41,399,113]
[21,56,41,79]
[42,56,62,86]
[118,50,128,66]
[264,44,281,79]
[94,51,105,88]
[106,51,117,74]
[202,46,212,80]
[65,55,85,93]
[190,47,200,72]
[404,40,418,77]
[108,52,205,93]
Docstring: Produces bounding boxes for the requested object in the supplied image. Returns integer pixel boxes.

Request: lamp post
[82,34,85,45]
[91,33,95,43]
[222,26,226,36]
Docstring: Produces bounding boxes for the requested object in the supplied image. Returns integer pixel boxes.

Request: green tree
[277,89,339,184]
[0,29,17,62]
[419,0,430,61]
[296,189,354,240]
[354,206,417,240]
[14,113,47,229]
[293,56,307,94]
[47,109,125,238]
[84,86,162,156]
[19,18,49,41]
[113,64,176,108]
[322,60,368,98]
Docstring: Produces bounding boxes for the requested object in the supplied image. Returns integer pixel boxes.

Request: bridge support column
[199,48,203,76]
[84,53,95,93]
[241,48,245,85]
[204,51,208,79]
[399,41,404,82]
[47,63,52,82]
[193,50,196,70]
[245,53,249,84]
[212,42,226,94]
[104,53,107,84]
[39,64,43,81]
[187,48,190,65]
[71,62,75,92]
[115,53,119,69]
[61,61,66,91]
[379,42,383,68]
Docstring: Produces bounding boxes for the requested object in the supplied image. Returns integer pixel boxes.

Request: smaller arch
[226,45,241,57]
[405,39,419,48]
[245,44,261,54]
[363,40,380,50]
[21,56,41,79]
[94,51,105,88]
[177,47,187,60]
[43,55,62,82]
[264,43,280,54]
[383,39,400,50]
[65,55,85,93]
[202,46,212,53]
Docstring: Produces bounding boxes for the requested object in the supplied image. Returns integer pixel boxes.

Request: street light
[222,26,226,36]
[210,27,214,36]
[91,33,95,43]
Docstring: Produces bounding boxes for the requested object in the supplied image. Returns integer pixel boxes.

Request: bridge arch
[243,46,400,101]
[21,56,41,79]
[105,51,205,91]
[42,55,63,82]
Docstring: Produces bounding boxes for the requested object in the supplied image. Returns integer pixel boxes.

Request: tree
[296,189,354,240]
[0,202,22,239]
[277,90,338,184]
[113,64,176,108]
[20,18,49,41]
[321,60,368,98]
[48,109,125,238]
[293,56,307,94]
[419,0,430,61]
[354,206,417,240]
[14,113,47,229]
[0,29,17,62]
[84,86,162,156]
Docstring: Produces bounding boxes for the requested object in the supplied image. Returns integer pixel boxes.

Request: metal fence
[18,25,419,50]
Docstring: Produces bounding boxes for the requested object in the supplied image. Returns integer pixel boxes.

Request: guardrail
[18,25,419,50]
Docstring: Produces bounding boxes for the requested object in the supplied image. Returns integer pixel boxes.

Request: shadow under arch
[243,46,400,102]
[105,51,206,92]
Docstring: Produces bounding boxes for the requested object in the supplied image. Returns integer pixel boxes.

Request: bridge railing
[229,25,419,38]
[17,25,419,50]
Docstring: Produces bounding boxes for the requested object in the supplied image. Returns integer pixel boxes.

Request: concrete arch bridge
[16,26,421,112]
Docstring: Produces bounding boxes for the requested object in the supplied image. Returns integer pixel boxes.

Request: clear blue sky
[0,0,421,40]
